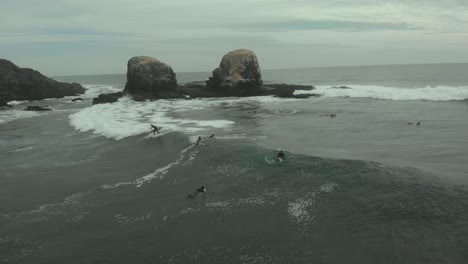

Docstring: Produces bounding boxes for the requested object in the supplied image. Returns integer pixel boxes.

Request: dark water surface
[2,64,468,263]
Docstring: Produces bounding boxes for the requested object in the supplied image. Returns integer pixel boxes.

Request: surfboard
[265,156,281,166]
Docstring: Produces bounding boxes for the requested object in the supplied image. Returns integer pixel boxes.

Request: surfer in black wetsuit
[416,121,421,126]
[150,124,160,135]
[208,134,214,138]
[187,186,207,199]
[276,150,285,164]
[195,136,202,145]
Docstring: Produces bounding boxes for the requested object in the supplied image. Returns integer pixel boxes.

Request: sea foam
[0,110,39,125]
[295,85,468,101]
[69,97,235,140]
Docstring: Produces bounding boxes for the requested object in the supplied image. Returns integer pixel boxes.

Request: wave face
[3,137,468,264]
[296,85,468,101]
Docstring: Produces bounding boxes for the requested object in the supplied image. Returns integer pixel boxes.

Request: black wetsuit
[277,151,285,163]
[151,124,160,135]
[188,186,206,199]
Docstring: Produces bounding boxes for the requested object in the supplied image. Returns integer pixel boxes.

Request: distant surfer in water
[150,124,160,135]
[416,121,421,126]
[195,136,202,145]
[208,134,214,138]
[276,150,285,164]
[187,186,207,199]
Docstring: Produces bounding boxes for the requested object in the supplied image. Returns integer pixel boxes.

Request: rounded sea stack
[124,56,180,99]
[207,49,262,96]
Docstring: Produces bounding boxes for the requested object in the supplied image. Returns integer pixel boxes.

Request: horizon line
[53,62,468,77]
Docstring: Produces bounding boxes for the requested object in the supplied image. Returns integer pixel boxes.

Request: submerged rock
[0,59,85,102]
[24,105,51,111]
[206,49,262,96]
[124,56,180,100]
[331,86,351,89]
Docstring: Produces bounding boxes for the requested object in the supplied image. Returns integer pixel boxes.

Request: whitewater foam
[81,84,123,98]
[101,144,197,189]
[69,97,235,140]
[295,85,468,101]
[7,100,28,106]
[0,110,39,125]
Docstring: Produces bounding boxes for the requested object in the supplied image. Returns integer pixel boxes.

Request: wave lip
[295,85,468,101]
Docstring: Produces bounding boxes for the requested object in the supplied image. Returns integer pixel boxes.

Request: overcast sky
[1,0,468,75]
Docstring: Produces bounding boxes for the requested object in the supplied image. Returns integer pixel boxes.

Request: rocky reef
[93,50,318,104]
[24,105,52,111]
[0,59,85,102]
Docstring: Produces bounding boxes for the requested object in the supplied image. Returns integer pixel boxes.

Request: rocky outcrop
[92,92,123,105]
[180,82,315,99]
[124,56,180,100]
[24,105,51,111]
[206,49,262,96]
[0,59,85,102]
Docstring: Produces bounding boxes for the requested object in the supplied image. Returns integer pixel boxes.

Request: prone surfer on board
[187,186,207,199]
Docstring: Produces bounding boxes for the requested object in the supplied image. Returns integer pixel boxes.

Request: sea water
[1,63,468,263]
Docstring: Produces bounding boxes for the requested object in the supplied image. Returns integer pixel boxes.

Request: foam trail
[101,144,196,189]
[295,85,468,101]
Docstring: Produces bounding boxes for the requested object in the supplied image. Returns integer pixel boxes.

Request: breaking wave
[296,85,468,101]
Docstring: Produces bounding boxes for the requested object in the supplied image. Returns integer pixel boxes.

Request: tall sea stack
[124,56,180,100]
[206,49,262,96]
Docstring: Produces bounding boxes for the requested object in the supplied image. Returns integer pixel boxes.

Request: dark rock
[124,56,180,100]
[0,101,8,107]
[331,86,351,89]
[24,105,51,111]
[92,92,123,105]
[71,98,84,102]
[179,82,316,99]
[0,59,86,102]
[206,49,262,96]
[262,83,314,97]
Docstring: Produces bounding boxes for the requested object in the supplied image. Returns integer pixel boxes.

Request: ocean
[1,63,468,263]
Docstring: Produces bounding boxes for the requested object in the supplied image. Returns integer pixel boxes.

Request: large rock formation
[124,56,180,100]
[0,59,85,102]
[206,49,262,96]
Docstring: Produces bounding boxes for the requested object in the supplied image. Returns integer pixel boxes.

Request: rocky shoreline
[1,49,319,107]
[0,59,85,106]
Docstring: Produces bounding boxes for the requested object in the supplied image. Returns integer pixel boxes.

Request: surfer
[330,113,336,118]
[195,136,202,145]
[187,185,207,199]
[416,121,421,126]
[276,150,285,164]
[208,134,214,138]
[150,124,160,135]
